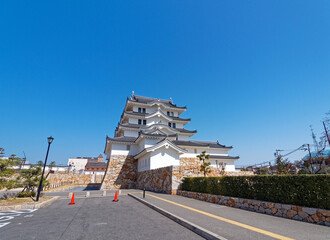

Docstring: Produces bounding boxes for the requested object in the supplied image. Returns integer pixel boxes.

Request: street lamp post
[36,136,54,202]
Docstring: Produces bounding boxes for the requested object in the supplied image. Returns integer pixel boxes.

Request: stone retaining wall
[100,155,137,190]
[136,164,252,194]
[137,166,172,193]
[100,155,253,191]
[46,173,103,189]
[179,157,254,177]
[177,190,330,226]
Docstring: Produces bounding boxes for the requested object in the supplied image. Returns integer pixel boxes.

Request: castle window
[171,112,174,116]
[168,122,171,127]
[142,108,146,113]
[172,123,176,128]
[126,145,130,150]
[138,119,142,125]
[167,111,170,116]
[138,108,142,113]
[194,149,197,153]
[143,120,147,125]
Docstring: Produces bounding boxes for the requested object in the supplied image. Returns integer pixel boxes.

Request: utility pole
[323,121,330,146]
[307,144,313,174]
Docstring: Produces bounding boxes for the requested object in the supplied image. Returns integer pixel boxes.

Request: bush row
[181,175,330,209]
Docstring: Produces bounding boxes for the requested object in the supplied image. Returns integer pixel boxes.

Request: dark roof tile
[85,162,107,169]
[172,140,232,149]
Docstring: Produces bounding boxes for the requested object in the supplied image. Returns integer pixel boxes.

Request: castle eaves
[172,140,232,149]
[128,95,187,110]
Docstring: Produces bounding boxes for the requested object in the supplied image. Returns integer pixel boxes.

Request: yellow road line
[146,193,294,240]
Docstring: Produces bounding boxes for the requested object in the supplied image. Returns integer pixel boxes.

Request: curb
[0,196,60,211]
[128,193,227,240]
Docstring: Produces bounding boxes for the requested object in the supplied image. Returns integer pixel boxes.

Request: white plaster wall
[128,118,138,124]
[177,135,190,141]
[146,115,170,126]
[124,130,139,137]
[137,139,146,153]
[181,148,228,156]
[137,138,160,153]
[67,158,88,171]
[204,149,229,155]
[144,138,159,148]
[209,160,235,171]
[176,123,183,128]
[111,144,138,156]
[137,153,151,172]
[150,147,180,170]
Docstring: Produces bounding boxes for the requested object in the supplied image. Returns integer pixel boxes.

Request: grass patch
[0,197,52,206]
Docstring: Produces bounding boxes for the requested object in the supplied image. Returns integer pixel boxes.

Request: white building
[67,157,89,172]
[104,93,239,173]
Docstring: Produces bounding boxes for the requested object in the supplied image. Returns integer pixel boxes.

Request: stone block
[282,204,291,210]
[265,209,272,215]
[286,209,297,219]
[274,203,281,209]
[317,210,330,217]
[311,214,319,222]
[302,207,316,216]
[292,215,303,221]
[298,211,309,219]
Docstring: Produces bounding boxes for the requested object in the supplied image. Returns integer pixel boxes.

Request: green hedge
[181,175,330,210]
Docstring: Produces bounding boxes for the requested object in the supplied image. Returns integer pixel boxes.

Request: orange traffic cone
[113,191,119,202]
[69,193,75,205]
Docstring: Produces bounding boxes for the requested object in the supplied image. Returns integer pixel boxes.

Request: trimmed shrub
[181,175,330,209]
[17,191,36,198]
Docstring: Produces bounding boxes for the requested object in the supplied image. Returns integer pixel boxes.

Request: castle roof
[127,95,186,110]
[106,136,136,143]
[172,140,232,149]
[209,155,239,160]
[117,123,197,134]
[123,111,191,122]
[85,161,107,169]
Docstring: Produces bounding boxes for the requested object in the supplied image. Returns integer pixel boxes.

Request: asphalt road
[130,192,330,240]
[0,195,203,240]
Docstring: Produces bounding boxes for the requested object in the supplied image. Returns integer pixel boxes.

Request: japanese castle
[104,92,239,173]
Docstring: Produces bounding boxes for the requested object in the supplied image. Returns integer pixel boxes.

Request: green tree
[273,156,295,174]
[49,161,56,170]
[197,151,211,177]
[37,160,44,167]
[0,149,20,189]
[19,166,49,193]
[257,167,271,175]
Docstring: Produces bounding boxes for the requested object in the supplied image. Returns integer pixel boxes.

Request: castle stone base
[100,155,137,190]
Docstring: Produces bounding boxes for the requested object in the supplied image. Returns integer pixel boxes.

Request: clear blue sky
[1,1,329,166]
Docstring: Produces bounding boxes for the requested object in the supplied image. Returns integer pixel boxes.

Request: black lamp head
[48,136,54,144]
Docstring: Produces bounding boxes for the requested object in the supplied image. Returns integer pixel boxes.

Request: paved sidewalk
[130,191,330,240]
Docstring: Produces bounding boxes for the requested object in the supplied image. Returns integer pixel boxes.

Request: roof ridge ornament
[170,97,173,103]
[131,91,135,100]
